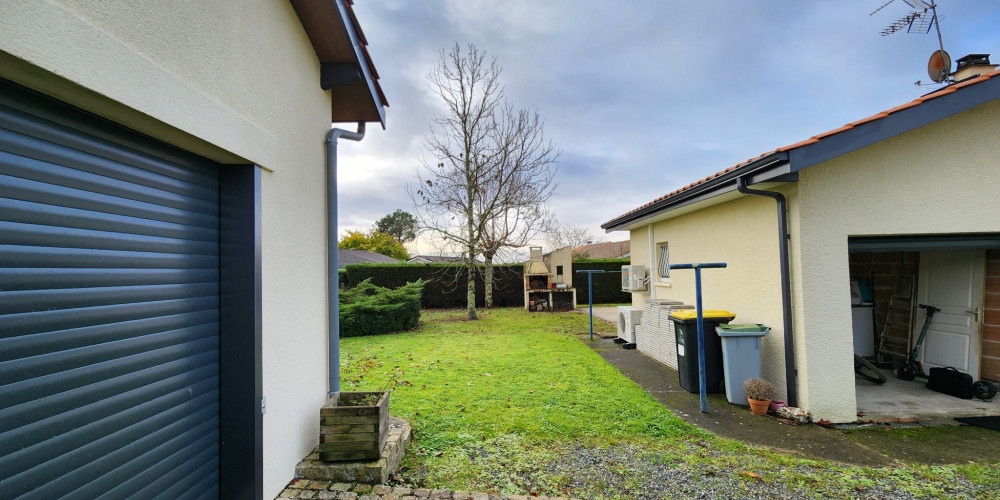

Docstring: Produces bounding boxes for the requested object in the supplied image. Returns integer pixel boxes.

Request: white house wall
[793,98,1000,422]
[628,193,792,400]
[1,2,335,496]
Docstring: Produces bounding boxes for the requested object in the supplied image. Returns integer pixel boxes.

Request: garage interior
[848,240,999,419]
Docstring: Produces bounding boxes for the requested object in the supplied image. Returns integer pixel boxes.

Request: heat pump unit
[617,307,643,344]
[621,265,647,292]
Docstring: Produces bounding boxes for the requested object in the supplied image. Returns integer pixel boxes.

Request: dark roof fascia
[788,76,1000,172]
[333,0,386,127]
[601,152,792,231]
[290,0,386,127]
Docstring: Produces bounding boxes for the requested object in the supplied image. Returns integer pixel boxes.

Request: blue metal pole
[588,272,594,340]
[694,266,707,413]
[669,263,727,414]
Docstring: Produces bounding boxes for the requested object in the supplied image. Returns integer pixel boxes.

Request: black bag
[926,366,974,399]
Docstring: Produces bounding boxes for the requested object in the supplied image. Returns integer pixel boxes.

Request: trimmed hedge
[572,258,631,305]
[340,278,425,337]
[343,263,525,309]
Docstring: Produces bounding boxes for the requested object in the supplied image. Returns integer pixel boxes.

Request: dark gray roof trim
[601,152,791,231]
[788,75,1000,172]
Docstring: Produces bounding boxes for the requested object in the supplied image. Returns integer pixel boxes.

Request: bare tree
[410,43,505,320]
[478,104,558,307]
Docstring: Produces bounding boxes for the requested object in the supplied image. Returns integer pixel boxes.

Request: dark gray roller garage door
[0,81,221,499]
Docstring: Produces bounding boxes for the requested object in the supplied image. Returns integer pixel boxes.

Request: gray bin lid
[715,323,770,337]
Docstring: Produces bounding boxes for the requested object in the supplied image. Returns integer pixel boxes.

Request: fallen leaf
[467,382,472,386]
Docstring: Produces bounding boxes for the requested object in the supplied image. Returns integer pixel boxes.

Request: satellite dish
[927,49,951,83]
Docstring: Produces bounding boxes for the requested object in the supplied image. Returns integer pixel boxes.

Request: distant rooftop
[339,248,400,267]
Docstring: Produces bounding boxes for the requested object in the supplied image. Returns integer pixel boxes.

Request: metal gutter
[327,123,366,397]
[735,176,797,407]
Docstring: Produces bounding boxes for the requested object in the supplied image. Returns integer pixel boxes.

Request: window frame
[656,242,670,282]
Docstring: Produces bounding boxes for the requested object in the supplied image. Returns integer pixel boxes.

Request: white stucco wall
[793,98,1000,422]
[1,2,337,496]
[626,193,794,400]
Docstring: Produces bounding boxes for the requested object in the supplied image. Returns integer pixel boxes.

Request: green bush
[340,278,426,337]
[572,258,631,304]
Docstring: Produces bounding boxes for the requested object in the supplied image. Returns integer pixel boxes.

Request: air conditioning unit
[621,265,647,292]
[617,306,643,344]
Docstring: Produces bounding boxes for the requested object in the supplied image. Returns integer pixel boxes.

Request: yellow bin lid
[670,310,734,320]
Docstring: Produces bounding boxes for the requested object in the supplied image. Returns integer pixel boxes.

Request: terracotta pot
[748,397,770,415]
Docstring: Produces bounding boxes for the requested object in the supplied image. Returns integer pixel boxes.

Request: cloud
[343,0,1000,246]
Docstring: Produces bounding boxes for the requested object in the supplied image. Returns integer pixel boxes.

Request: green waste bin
[715,323,770,405]
[669,310,735,394]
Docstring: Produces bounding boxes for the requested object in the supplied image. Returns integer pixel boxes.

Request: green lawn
[340,308,998,499]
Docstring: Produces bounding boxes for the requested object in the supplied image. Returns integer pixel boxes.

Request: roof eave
[290,0,387,128]
[601,152,792,232]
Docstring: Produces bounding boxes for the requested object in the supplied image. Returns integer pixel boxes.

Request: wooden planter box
[319,391,389,462]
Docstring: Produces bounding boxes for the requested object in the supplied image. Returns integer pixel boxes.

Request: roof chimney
[953,54,998,82]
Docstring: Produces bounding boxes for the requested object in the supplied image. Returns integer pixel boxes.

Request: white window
[657,242,670,281]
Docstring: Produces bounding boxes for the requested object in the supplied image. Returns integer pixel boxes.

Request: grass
[340,308,999,498]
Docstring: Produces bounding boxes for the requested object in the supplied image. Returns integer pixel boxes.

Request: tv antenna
[871,1,950,83]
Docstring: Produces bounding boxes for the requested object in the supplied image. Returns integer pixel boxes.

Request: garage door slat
[0,198,218,242]
[4,392,219,499]
[0,100,217,188]
[0,173,219,229]
[0,295,219,338]
[1,268,219,291]
[0,310,218,361]
[0,369,219,456]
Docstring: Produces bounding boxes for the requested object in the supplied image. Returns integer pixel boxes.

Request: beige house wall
[626,193,793,400]
[1,2,338,496]
[793,98,1000,422]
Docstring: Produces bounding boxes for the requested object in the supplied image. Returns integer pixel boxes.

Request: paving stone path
[277,479,576,500]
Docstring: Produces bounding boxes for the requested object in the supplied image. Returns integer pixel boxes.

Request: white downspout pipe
[327,123,366,397]
[647,224,656,299]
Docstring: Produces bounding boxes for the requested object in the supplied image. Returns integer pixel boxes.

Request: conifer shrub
[340,278,426,337]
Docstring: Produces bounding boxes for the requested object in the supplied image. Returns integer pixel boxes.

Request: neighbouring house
[602,58,1000,423]
[340,248,401,267]
[407,254,465,263]
[0,1,386,498]
[574,240,631,259]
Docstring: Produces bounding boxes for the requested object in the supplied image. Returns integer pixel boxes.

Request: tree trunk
[484,254,494,308]
[466,244,478,320]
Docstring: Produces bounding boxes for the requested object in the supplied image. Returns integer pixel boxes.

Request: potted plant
[742,377,776,416]
[319,391,389,461]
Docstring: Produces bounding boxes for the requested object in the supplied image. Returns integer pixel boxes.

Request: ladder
[877,276,915,364]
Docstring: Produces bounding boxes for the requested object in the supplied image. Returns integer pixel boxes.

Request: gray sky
[338,1,1000,253]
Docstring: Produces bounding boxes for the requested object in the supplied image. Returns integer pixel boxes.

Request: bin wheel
[854,355,886,384]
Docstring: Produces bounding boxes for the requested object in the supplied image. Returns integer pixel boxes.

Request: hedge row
[339,278,425,337]
[342,263,525,309]
[571,259,631,305]
[341,259,633,309]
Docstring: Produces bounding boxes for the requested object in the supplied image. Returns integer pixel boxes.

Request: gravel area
[540,443,982,499]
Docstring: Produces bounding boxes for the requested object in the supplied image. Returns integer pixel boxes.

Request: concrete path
[587,331,1000,467]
